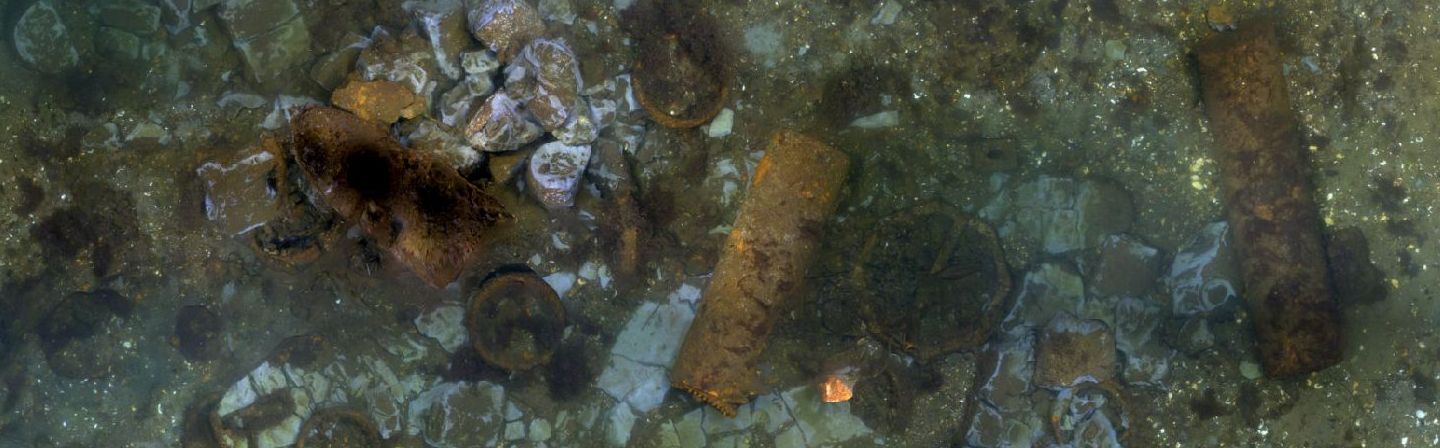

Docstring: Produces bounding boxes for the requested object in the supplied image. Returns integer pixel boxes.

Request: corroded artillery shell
[1196,21,1341,378]
[290,106,511,288]
[670,131,850,416]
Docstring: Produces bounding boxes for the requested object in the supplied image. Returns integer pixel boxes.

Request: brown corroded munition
[1196,23,1341,378]
[671,131,850,416]
[290,106,511,288]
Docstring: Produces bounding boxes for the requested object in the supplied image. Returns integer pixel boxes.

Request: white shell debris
[526,142,591,208]
[464,91,543,152]
[704,108,734,138]
[849,110,898,128]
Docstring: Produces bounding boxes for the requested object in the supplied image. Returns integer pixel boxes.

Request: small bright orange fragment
[820,375,853,403]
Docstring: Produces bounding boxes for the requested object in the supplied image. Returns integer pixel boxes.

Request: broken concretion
[1196,22,1341,378]
[671,131,850,416]
[290,106,512,288]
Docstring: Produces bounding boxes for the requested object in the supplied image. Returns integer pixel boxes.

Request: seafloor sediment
[0,0,1437,446]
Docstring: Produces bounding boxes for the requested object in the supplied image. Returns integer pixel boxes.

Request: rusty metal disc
[466,270,566,371]
[295,407,383,448]
[852,204,1011,360]
[632,31,730,129]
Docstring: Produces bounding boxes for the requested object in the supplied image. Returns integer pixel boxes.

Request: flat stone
[1113,297,1170,385]
[704,108,734,138]
[606,404,636,447]
[414,303,466,353]
[219,0,298,42]
[99,0,162,35]
[1034,313,1116,388]
[975,331,1035,413]
[331,78,420,124]
[528,418,552,442]
[308,45,363,91]
[1004,262,1084,331]
[407,0,470,80]
[13,1,79,74]
[1087,234,1163,298]
[1166,221,1239,316]
[97,27,143,61]
[196,137,283,235]
[1006,176,1134,254]
[232,15,311,85]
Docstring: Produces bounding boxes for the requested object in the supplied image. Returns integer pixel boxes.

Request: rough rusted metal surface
[1196,23,1341,378]
[290,106,511,288]
[670,131,850,416]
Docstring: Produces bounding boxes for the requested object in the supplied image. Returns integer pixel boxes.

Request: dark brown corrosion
[1196,22,1341,378]
[853,204,1011,360]
[625,0,731,128]
[290,106,511,288]
[671,131,850,416]
[295,407,384,448]
[466,270,566,371]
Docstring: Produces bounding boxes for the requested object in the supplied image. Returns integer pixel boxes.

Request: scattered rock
[466,0,544,62]
[357,27,440,96]
[991,176,1135,255]
[98,0,162,35]
[96,27,143,61]
[1004,262,1085,331]
[1086,234,1163,298]
[508,38,584,133]
[308,35,366,91]
[13,1,80,74]
[488,145,536,185]
[331,78,423,124]
[1167,221,1240,316]
[526,142,591,208]
[196,136,284,235]
[465,91,544,152]
[704,108,734,138]
[406,0,471,81]
[1113,297,1170,385]
[220,0,312,85]
[402,119,483,173]
[1034,313,1116,388]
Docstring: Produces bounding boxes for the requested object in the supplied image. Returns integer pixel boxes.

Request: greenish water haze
[0,0,1436,446]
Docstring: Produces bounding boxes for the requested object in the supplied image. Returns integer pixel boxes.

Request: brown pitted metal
[852,204,1011,360]
[289,106,511,288]
[295,407,384,448]
[466,271,567,372]
[670,131,850,416]
[1196,22,1342,378]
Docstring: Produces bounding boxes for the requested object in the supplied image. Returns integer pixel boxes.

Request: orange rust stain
[821,375,853,403]
[753,154,773,187]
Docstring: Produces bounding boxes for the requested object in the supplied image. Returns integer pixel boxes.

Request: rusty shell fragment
[1196,22,1341,378]
[670,131,850,416]
[290,106,511,288]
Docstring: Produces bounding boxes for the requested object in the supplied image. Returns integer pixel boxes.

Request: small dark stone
[180,394,223,448]
[175,305,223,361]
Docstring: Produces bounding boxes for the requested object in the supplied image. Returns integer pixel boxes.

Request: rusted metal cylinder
[1196,22,1341,378]
[671,131,850,416]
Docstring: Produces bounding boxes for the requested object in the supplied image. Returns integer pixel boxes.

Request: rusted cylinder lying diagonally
[671,131,850,416]
[291,106,511,288]
[1196,22,1342,378]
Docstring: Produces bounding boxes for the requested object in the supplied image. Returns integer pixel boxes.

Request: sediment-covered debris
[290,106,511,288]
